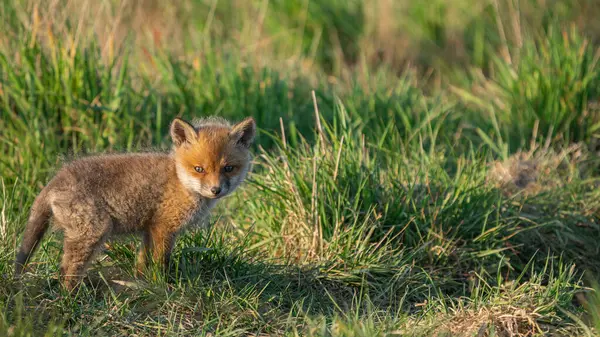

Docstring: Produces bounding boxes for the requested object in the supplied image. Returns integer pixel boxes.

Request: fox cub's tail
[14,188,52,275]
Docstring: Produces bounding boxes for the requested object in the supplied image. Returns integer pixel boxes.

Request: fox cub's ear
[170,118,197,146]
[230,117,256,148]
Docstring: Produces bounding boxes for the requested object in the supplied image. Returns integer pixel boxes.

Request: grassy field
[3,0,600,335]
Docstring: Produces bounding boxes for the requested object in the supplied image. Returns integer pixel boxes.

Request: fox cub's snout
[14,116,256,290]
[171,116,255,199]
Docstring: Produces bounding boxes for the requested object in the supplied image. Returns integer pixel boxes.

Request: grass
[2,0,600,336]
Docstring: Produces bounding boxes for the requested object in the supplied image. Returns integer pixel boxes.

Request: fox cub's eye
[223,165,234,173]
[194,166,204,173]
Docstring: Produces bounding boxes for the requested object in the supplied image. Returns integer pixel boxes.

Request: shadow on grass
[1,229,427,335]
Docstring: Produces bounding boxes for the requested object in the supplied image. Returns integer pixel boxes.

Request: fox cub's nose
[211,186,222,195]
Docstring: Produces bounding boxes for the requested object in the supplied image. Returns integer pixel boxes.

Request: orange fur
[175,126,251,194]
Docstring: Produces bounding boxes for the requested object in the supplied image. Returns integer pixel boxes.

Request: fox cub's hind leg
[53,198,112,291]
[60,232,109,290]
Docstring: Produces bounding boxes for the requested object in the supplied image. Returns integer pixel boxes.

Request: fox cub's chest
[182,198,217,229]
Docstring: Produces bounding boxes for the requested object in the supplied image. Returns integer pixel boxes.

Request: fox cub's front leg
[136,226,177,276]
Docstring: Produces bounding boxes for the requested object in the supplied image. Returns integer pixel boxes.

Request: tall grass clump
[223,102,593,334]
[228,98,598,300]
[455,26,600,156]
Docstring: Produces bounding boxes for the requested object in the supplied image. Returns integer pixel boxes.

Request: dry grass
[433,306,543,337]
[487,143,588,196]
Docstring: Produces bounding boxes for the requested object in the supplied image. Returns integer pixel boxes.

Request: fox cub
[14,116,256,289]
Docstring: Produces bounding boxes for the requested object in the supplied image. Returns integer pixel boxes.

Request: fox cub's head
[170,116,256,199]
